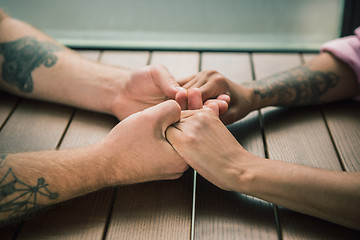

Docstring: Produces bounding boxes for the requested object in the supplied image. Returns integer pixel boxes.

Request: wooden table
[0,50,359,239]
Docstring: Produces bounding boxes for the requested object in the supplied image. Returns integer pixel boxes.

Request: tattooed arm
[180,52,360,124]
[0,10,185,120]
[0,100,187,224]
[248,52,360,109]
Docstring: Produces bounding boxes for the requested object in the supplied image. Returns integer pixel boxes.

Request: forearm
[0,146,111,224]
[238,156,360,230]
[0,13,129,115]
[244,52,360,110]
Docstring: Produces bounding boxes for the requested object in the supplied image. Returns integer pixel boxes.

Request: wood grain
[323,101,360,172]
[0,91,18,129]
[0,99,72,239]
[201,52,252,84]
[101,51,150,69]
[0,100,73,153]
[17,110,118,240]
[253,53,360,239]
[193,52,277,239]
[105,51,197,240]
[107,171,193,240]
[263,106,341,170]
[0,91,19,240]
[151,51,199,79]
[252,53,301,80]
[304,53,360,172]
[77,50,101,62]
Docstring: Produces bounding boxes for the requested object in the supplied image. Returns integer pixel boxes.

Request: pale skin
[167,52,360,230]
[0,10,226,224]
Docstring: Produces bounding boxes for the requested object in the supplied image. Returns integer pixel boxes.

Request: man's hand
[179,70,255,124]
[111,64,188,120]
[101,100,189,184]
[165,106,257,191]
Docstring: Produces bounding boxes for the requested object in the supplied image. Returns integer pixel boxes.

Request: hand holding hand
[179,70,255,124]
[111,64,187,120]
[100,100,188,185]
[166,105,258,192]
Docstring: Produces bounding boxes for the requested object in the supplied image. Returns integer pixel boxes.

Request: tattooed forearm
[0,154,58,221]
[0,36,63,92]
[245,65,340,106]
[0,154,6,168]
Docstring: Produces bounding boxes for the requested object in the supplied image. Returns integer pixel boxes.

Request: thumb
[144,100,181,137]
[204,102,220,116]
[204,99,228,115]
[150,64,182,99]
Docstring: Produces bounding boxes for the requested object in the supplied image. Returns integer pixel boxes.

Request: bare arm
[166,107,360,230]
[248,52,360,109]
[180,52,360,124]
[0,10,184,120]
[0,100,187,224]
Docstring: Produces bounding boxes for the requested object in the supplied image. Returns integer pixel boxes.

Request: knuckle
[213,74,226,85]
[185,132,198,145]
[200,69,218,78]
[148,64,161,77]
[150,64,166,72]
[206,69,219,75]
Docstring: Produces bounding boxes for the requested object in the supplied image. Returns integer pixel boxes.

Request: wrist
[80,143,121,189]
[233,152,266,194]
[93,64,130,117]
[243,81,277,110]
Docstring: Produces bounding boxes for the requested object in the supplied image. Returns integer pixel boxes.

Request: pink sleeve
[321,27,360,100]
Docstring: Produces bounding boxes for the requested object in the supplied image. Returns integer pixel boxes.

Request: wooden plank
[323,101,360,172]
[301,53,318,63]
[107,170,193,240]
[101,51,150,69]
[17,111,118,240]
[105,51,197,240]
[201,52,252,84]
[252,53,301,80]
[151,51,199,79]
[0,99,72,239]
[192,52,277,239]
[304,52,360,172]
[77,50,101,62]
[0,91,18,129]
[253,53,360,238]
[263,106,342,170]
[0,100,73,153]
[0,92,19,239]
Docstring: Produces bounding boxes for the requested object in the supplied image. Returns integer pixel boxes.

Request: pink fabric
[321,27,360,100]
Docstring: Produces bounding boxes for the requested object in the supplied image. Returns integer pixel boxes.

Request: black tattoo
[0,36,62,92]
[246,65,340,106]
[0,154,58,218]
[0,154,6,168]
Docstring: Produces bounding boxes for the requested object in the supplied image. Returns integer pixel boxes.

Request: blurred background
[0,0,359,51]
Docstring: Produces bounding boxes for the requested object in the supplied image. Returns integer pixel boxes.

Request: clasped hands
[100,64,253,191]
